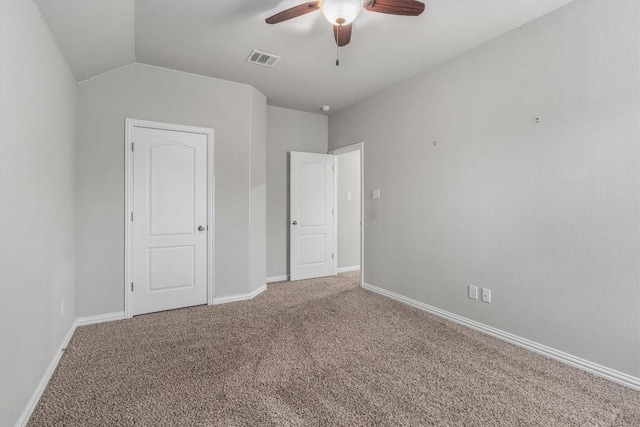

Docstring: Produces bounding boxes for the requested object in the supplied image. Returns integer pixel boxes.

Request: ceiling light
[321,0,363,26]
[321,105,331,112]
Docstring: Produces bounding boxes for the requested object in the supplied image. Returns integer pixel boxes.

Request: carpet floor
[29,272,640,426]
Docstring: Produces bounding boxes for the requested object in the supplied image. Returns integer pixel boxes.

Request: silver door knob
[292,221,297,225]
[198,225,206,231]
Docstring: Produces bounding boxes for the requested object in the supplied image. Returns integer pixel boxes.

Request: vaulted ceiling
[36,0,574,113]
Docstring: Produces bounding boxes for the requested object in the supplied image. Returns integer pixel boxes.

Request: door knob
[198,225,206,231]
[292,221,297,225]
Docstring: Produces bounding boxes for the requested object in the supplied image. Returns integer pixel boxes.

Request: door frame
[124,118,215,318]
[328,142,364,287]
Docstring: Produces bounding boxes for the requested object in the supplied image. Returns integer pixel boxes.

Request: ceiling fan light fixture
[321,0,363,26]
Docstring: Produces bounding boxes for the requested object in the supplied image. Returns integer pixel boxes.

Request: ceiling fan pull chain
[336,26,340,66]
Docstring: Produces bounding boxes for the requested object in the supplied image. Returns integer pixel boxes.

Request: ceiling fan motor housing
[265,0,425,49]
[321,0,364,26]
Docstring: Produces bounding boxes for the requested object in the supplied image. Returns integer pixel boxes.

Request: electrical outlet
[372,189,381,199]
[468,285,478,300]
[482,288,492,303]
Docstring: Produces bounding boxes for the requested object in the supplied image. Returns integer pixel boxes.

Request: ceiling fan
[266,0,425,48]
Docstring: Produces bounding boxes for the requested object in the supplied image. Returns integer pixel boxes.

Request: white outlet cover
[468,285,478,300]
[482,288,492,303]
[372,189,381,199]
[347,192,352,201]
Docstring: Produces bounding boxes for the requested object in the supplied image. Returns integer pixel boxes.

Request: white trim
[337,265,361,273]
[17,311,132,426]
[212,284,267,305]
[17,281,266,424]
[362,282,640,391]
[329,142,363,156]
[124,119,133,318]
[76,312,125,327]
[124,119,215,318]
[207,128,216,306]
[329,142,364,287]
[15,321,77,427]
[333,158,338,275]
[266,275,289,283]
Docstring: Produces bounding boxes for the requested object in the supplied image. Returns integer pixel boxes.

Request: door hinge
[332,253,334,259]
[131,282,134,291]
[131,212,134,221]
[131,142,134,152]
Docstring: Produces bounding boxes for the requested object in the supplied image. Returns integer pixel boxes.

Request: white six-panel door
[290,151,335,281]
[131,126,208,315]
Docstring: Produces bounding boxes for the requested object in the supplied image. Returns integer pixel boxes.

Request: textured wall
[266,106,328,279]
[0,2,77,425]
[329,0,640,377]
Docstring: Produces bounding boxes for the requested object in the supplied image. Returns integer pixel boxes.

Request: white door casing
[290,151,335,281]
[125,120,214,317]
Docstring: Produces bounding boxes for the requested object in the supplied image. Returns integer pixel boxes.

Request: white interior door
[290,151,335,281]
[132,126,208,315]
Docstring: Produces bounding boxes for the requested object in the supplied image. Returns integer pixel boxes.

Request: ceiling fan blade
[265,2,321,24]
[333,24,353,47]
[365,0,425,16]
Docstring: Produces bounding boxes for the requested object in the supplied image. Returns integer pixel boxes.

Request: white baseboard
[16,285,270,426]
[76,311,125,326]
[213,284,267,305]
[16,288,272,424]
[362,282,640,391]
[337,265,360,273]
[16,320,77,427]
[266,275,288,283]
[16,312,126,426]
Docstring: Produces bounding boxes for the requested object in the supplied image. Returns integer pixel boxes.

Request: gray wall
[266,106,328,279]
[0,2,77,425]
[250,88,267,292]
[76,64,266,316]
[329,0,640,377]
[337,151,361,269]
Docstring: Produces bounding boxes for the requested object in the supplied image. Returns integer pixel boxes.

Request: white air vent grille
[246,50,281,68]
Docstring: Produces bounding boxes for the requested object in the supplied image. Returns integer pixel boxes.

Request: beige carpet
[29,272,640,426]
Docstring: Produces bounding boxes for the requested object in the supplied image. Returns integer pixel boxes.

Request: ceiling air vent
[246,50,281,68]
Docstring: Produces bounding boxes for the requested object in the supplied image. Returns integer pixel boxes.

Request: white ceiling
[36,0,574,113]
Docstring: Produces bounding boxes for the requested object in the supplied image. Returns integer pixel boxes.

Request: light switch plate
[347,192,352,201]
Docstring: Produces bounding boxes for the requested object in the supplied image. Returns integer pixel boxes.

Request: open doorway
[330,143,363,286]
[287,144,363,285]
